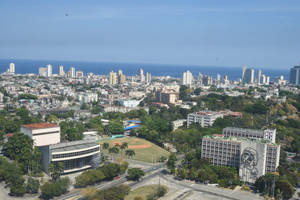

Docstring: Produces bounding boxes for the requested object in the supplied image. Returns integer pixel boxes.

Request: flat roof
[50,140,99,153]
[22,123,59,129]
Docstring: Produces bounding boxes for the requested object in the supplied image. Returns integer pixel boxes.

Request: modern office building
[201,135,280,183]
[21,123,60,147]
[223,127,276,143]
[39,140,101,174]
[182,70,193,86]
[290,66,300,85]
[187,111,224,127]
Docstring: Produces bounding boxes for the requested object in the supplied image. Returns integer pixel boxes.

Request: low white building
[119,99,141,108]
[78,93,98,103]
[172,119,186,131]
[21,123,60,147]
[187,111,224,127]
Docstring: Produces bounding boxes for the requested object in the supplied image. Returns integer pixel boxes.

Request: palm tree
[125,149,135,160]
[103,142,109,154]
[109,146,119,161]
[49,162,64,182]
[120,142,128,158]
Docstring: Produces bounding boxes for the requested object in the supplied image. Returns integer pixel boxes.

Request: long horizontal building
[223,127,276,143]
[40,140,101,174]
[201,127,280,183]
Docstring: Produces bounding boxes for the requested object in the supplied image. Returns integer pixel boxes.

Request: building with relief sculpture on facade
[201,127,280,183]
[21,123,100,174]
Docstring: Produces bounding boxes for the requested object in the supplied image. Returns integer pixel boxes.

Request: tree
[26,177,40,194]
[109,146,120,160]
[120,142,128,157]
[49,162,64,182]
[103,142,110,152]
[108,120,124,135]
[127,168,145,181]
[166,153,177,173]
[125,149,136,159]
[40,177,70,200]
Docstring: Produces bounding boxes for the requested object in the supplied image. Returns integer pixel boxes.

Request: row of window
[52,146,100,159]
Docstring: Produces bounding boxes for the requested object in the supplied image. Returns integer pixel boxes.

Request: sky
[0,0,300,69]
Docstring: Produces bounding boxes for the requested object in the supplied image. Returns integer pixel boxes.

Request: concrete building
[290,66,300,85]
[155,90,179,105]
[7,63,15,75]
[21,123,60,147]
[76,70,84,78]
[187,111,224,127]
[119,99,140,108]
[146,72,152,84]
[109,71,117,86]
[257,70,262,85]
[39,140,100,174]
[59,65,65,76]
[182,70,193,86]
[201,133,280,183]
[118,70,126,84]
[242,68,255,84]
[223,127,276,143]
[70,67,76,78]
[39,67,48,77]
[172,119,186,131]
[139,68,145,82]
[47,64,52,77]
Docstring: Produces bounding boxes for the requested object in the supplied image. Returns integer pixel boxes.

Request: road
[56,163,165,200]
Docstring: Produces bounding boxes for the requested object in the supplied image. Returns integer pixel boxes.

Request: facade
[201,134,280,183]
[155,90,179,105]
[70,67,76,78]
[118,70,126,84]
[7,63,15,74]
[40,140,101,174]
[39,67,48,77]
[257,70,262,85]
[119,99,140,108]
[182,70,193,86]
[290,66,300,85]
[187,111,224,127]
[223,127,276,143]
[146,72,152,84]
[76,70,84,78]
[172,119,186,131]
[21,123,60,147]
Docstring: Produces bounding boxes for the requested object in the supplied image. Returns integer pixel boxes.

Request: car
[114,176,120,180]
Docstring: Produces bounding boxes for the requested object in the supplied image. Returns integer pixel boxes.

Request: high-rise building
[257,70,262,85]
[224,75,228,81]
[242,66,247,81]
[39,67,48,77]
[242,68,254,84]
[202,127,280,183]
[290,66,300,85]
[46,64,52,77]
[139,68,145,82]
[182,70,193,86]
[202,75,212,86]
[146,72,151,84]
[216,74,221,82]
[70,67,76,78]
[118,70,126,84]
[7,63,15,74]
[59,65,65,76]
[76,70,84,78]
[109,71,117,86]
[266,76,270,85]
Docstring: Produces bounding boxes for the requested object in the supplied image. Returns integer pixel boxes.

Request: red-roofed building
[21,123,60,147]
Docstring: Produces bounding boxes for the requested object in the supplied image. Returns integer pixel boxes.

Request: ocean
[0,59,289,81]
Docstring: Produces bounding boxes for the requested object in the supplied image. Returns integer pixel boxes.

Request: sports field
[100,137,170,163]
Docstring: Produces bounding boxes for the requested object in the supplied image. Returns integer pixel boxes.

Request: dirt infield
[111,141,152,149]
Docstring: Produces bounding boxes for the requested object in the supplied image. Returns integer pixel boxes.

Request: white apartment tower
[46,64,52,77]
[109,71,117,86]
[257,70,262,85]
[59,65,65,76]
[242,68,254,84]
[139,68,145,82]
[182,70,193,86]
[146,72,152,84]
[70,67,76,78]
[7,63,15,74]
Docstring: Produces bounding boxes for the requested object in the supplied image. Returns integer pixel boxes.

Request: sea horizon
[0,58,290,81]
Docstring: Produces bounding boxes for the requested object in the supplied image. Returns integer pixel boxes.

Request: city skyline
[1,0,300,68]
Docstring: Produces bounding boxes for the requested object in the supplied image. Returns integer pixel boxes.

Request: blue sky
[0,0,300,69]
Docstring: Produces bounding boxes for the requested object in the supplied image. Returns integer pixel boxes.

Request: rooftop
[22,123,59,129]
[50,140,99,153]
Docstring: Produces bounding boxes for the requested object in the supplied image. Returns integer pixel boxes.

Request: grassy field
[99,137,170,163]
[125,184,168,200]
